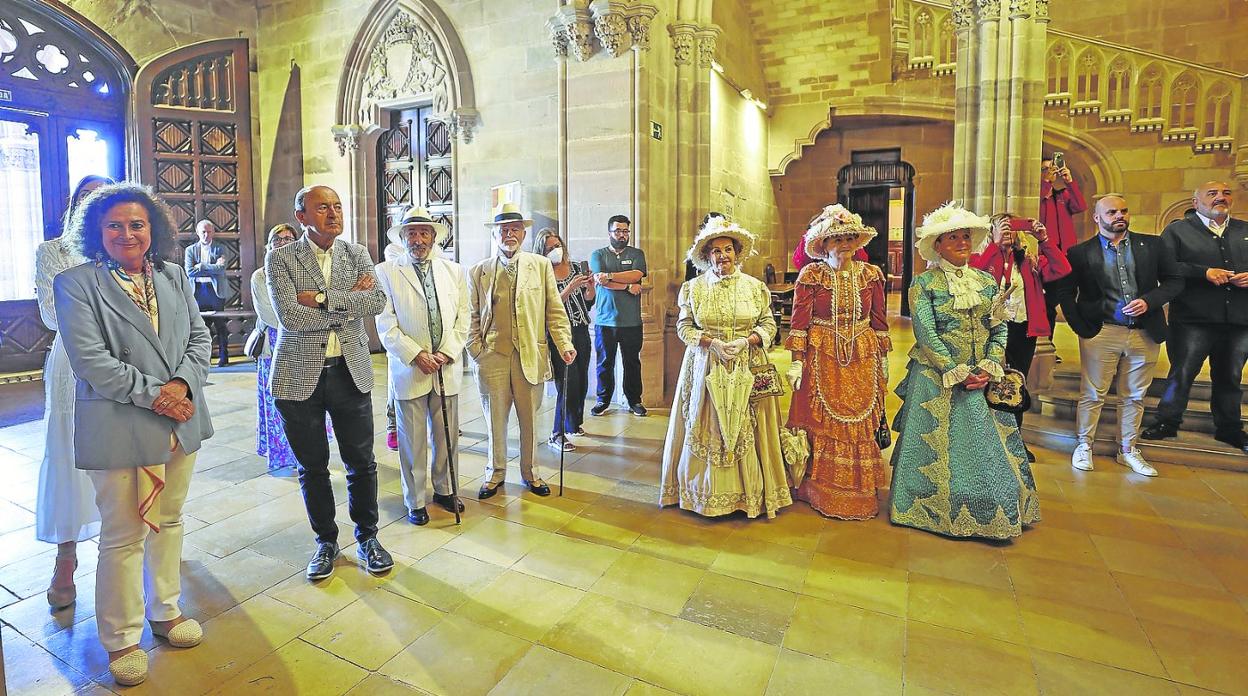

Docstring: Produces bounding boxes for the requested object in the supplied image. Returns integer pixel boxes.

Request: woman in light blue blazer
[54,183,214,687]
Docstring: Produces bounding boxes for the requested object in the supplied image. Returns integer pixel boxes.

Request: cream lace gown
[35,238,100,543]
[660,271,792,518]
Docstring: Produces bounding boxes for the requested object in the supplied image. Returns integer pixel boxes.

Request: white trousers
[87,447,195,652]
[1076,325,1161,450]
[395,392,458,511]
[476,349,543,485]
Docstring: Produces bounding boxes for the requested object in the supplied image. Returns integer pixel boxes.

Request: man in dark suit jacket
[266,185,393,580]
[1058,195,1182,476]
[1141,181,1248,452]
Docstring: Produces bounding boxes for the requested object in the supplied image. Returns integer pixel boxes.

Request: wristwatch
[315,291,326,309]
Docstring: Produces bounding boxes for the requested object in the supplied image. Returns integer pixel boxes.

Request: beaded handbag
[986,366,1032,414]
[748,349,786,402]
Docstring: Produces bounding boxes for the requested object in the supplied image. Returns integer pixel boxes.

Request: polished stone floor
[2,319,1248,695]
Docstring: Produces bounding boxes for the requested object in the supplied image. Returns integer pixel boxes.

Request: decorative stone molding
[447,108,479,144]
[1008,0,1029,19]
[1033,0,1050,22]
[625,4,658,52]
[951,0,973,30]
[548,18,570,59]
[550,5,594,61]
[670,23,697,66]
[362,11,451,116]
[590,0,629,58]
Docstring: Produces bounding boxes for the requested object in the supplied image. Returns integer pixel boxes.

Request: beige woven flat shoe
[108,649,148,686]
[151,617,202,648]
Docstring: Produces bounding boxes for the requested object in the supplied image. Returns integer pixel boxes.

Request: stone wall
[63,0,259,65]
[1048,0,1248,74]
[772,118,955,273]
[709,72,778,276]
[711,0,767,100]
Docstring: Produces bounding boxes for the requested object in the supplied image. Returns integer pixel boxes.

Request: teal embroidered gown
[888,268,1040,539]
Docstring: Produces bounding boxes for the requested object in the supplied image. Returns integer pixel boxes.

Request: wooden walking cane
[435,371,462,525]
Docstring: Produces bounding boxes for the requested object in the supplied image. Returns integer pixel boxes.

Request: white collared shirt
[1197,211,1228,238]
[310,240,342,358]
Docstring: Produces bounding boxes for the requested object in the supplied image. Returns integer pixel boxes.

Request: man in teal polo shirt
[589,214,648,416]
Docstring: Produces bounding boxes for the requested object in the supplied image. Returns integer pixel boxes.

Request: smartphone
[579,260,591,275]
[1052,152,1065,170]
[1008,217,1035,232]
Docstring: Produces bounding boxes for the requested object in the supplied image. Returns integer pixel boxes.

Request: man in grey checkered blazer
[266,185,394,581]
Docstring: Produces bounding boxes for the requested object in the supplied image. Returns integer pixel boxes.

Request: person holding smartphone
[533,227,595,452]
[970,213,1071,461]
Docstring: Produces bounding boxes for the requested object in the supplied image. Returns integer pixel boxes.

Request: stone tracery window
[1074,50,1100,104]
[938,16,956,66]
[1046,43,1070,96]
[913,9,934,60]
[1136,64,1163,120]
[1169,72,1198,129]
[1105,56,1130,112]
[1203,80,1232,139]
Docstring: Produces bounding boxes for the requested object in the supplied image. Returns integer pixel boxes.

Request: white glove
[726,338,750,356]
[708,339,732,361]
[787,361,803,390]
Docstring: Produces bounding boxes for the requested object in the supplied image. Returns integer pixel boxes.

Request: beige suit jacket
[467,251,573,385]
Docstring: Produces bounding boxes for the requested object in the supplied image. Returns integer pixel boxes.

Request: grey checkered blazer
[265,236,385,401]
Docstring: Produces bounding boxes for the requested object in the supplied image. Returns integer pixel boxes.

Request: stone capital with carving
[1033,0,1050,22]
[448,108,479,144]
[550,5,594,62]
[589,0,629,58]
[974,0,1002,23]
[669,23,697,66]
[951,0,974,31]
[625,4,659,52]
[331,124,362,158]
[695,26,721,69]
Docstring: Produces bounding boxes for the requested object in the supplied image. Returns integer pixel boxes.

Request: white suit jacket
[375,254,470,398]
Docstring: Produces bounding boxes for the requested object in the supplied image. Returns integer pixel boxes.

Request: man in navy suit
[1142,181,1248,452]
[184,220,230,366]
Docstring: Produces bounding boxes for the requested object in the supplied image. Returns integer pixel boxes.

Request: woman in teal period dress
[889,202,1040,539]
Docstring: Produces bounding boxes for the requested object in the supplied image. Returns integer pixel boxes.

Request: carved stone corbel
[448,108,478,144]
[589,0,629,58]
[974,0,1002,22]
[951,0,974,31]
[669,23,697,66]
[1008,0,1029,19]
[695,27,720,69]
[1033,0,1050,22]
[624,4,658,52]
[550,5,594,61]
[331,124,362,157]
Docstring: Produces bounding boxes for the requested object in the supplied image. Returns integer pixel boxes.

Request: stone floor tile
[1005,553,1133,615]
[540,594,674,676]
[638,619,780,696]
[1090,535,1223,589]
[380,548,505,613]
[451,569,584,642]
[0,570,96,643]
[679,571,798,645]
[343,674,435,695]
[266,559,398,620]
[907,573,1025,645]
[765,648,901,696]
[1074,510,1186,548]
[783,594,904,680]
[487,495,587,533]
[1114,571,1248,640]
[513,532,623,590]
[730,505,828,552]
[903,621,1039,696]
[3,630,93,696]
[905,532,1012,591]
[442,517,553,567]
[814,517,910,569]
[208,638,368,695]
[377,614,530,696]
[1141,620,1248,694]
[591,551,704,616]
[802,553,908,618]
[486,645,632,696]
[709,535,813,593]
[301,588,443,670]
[1030,649,1181,696]
[630,518,732,569]
[1017,595,1165,676]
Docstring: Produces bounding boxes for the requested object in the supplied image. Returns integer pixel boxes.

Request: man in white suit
[468,202,575,499]
[375,207,469,525]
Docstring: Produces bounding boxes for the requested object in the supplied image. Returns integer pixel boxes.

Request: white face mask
[546,247,564,264]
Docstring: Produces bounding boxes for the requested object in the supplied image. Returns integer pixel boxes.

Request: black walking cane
[435,371,462,525]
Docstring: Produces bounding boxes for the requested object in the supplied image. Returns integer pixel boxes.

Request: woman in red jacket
[970,213,1072,461]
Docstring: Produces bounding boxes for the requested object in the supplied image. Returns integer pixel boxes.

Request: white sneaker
[1116,448,1158,477]
[1071,443,1094,471]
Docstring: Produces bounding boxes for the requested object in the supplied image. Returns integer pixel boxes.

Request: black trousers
[1005,320,1038,428]
[193,282,229,357]
[275,362,379,545]
[549,325,592,436]
[594,325,643,406]
[1154,322,1248,437]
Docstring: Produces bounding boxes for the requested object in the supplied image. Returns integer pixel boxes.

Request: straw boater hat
[804,204,876,259]
[484,202,533,229]
[686,217,757,272]
[914,201,991,263]
[386,205,450,248]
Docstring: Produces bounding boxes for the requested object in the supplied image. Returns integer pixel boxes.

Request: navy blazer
[53,262,214,470]
[1162,212,1248,325]
[1056,232,1182,345]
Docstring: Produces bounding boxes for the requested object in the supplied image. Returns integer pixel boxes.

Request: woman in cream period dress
[660,219,792,518]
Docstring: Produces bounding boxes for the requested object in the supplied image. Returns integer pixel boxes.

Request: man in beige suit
[468,202,575,498]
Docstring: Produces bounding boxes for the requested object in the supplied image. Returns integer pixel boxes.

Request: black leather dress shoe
[356,537,394,575]
[590,402,610,416]
[526,481,552,497]
[628,403,648,417]
[1214,432,1248,453]
[432,493,465,513]
[407,507,430,526]
[1140,423,1178,441]
[478,482,502,500]
[306,542,339,581]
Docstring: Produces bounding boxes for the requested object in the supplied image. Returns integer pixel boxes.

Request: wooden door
[377,107,456,261]
[132,39,256,344]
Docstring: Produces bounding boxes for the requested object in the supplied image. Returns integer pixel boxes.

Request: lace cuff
[977,360,1005,381]
[875,330,892,353]
[942,365,972,389]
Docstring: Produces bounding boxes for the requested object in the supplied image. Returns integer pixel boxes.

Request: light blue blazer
[53,261,215,470]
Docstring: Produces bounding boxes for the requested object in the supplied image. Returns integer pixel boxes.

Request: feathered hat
[804,203,876,259]
[915,201,991,263]
[686,217,757,272]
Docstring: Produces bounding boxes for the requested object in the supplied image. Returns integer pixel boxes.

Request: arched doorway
[0,0,133,371]
[332,0,478,262]
[837,150,917,316]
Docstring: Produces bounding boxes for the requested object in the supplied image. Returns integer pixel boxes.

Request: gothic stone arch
[332,0,477,254]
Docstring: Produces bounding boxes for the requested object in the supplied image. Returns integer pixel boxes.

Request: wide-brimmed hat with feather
[804,203,877,259]
[915,201,991,263]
